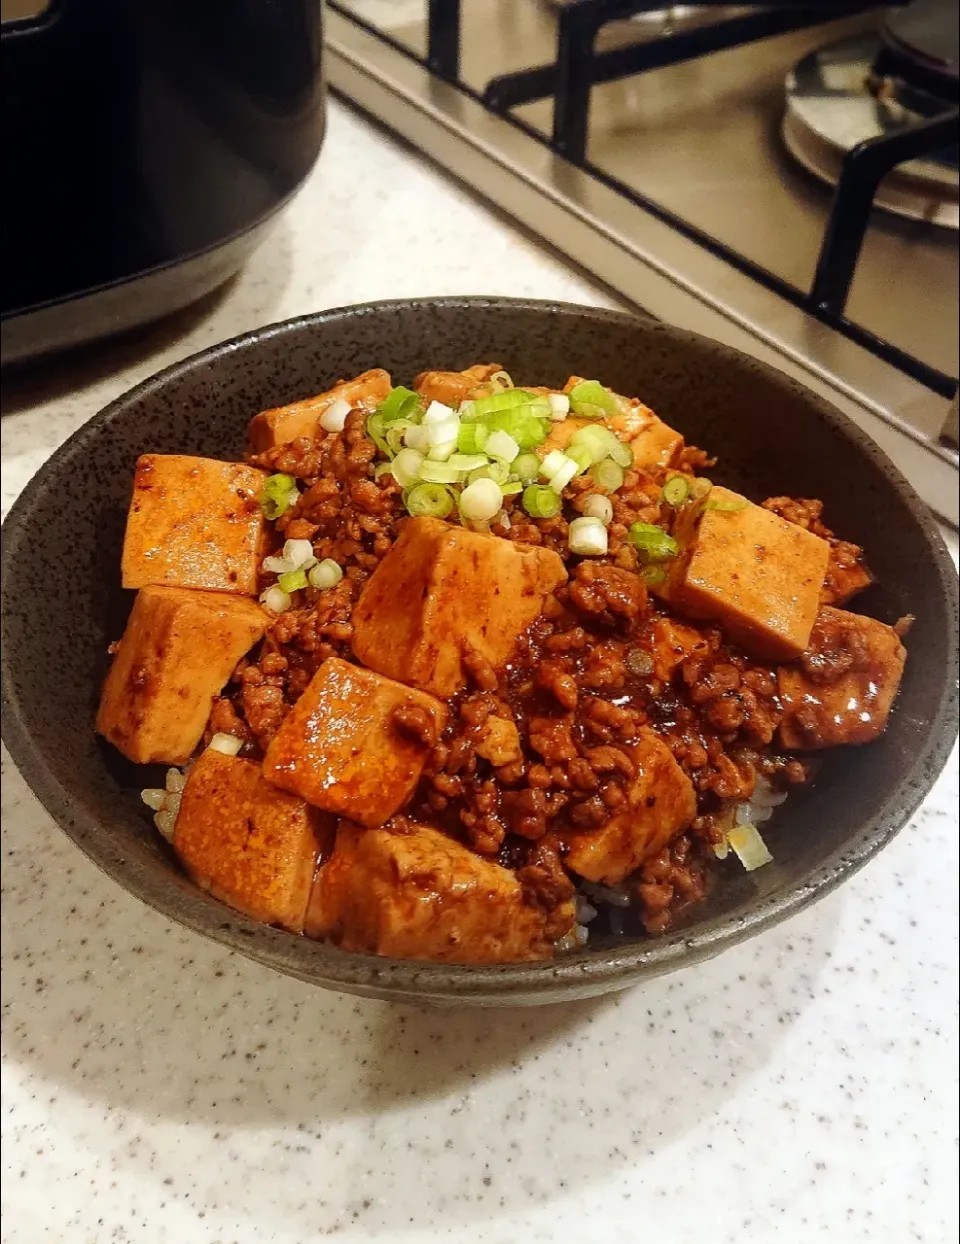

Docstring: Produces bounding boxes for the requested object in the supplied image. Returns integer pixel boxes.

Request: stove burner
[783,33,959,229]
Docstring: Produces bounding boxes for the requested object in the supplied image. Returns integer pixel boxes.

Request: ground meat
[567,562,646,630]
[214,396,832,951]
[516,842,576,939]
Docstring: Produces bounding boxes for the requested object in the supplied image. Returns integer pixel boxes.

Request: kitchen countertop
[1,100,957,1244]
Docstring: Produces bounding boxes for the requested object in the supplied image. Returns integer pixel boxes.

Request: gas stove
[324,0,959,525]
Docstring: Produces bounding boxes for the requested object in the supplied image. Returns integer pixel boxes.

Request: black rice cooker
[1,0,326,365]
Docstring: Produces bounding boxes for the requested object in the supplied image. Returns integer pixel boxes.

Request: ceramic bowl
[2,298,957,1006]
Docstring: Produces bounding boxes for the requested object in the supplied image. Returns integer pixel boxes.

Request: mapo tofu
[99,364,907,962]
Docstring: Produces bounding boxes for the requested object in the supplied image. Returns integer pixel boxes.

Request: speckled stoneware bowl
[2,298,957,1006]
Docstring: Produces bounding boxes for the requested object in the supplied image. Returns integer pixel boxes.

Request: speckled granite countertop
[2,102,957,1244]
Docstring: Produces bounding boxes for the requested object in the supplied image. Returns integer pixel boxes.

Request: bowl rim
[3,295,958,999]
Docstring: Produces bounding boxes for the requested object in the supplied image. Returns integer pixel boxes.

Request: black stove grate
[332,0,960,400]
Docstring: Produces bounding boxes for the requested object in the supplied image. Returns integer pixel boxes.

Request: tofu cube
[122,455,268,595]
[658,487,830,660]
[262,657,447,827]
[305,821,564,962]
[563,728,696,885]
[542,404,684,471]
[96,586,268,764]
[248,369,392,453]
[351,517,568,696]
[173,749,328,931]
[778,607,907,750]
[412,363,504,408]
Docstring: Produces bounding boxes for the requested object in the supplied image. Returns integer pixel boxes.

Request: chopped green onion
[467,388,542,418]
[628,522,679,563]
[568,380,621,419]
[485,429,521,463]
[459,478,503,522]
[391,448,425,487]
[512,453,541,482]
[260,585,292,613]
[488,369,514,391]
[366,412,393,457]
[608,439,634,469]
[403,424,431,453]
[427,439,458,462]
[583,494,613,525]
[308,559,343,589]
[589,459,625,493]
[540,449,569,478]
[548,457,580,493]
[319,397,352,433]
[690,477,713,500]
[728,819,773,871]
[426,416,460,448]
[522,484,561,519]
[469,461,510,486]
[457,422,489,454]
[209,732,243,756]
[423,399,456,425]
[259,473,298,520]
[418,460,462,484]
[485,407,550,450]
[278,568,308,594]
[566,444,593,476]
[662,475,691,506]
[378,386,423,424]
[547,393,570,420]
[501,481,524,496]
[373,461,395,480]
[704,495,748,513]
[568,516,608,556]
[445,453,489,472]
[570,424,621,465]
[405,482,455,518]
[642,565,668,588]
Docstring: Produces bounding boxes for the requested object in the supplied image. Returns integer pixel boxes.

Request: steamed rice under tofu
[97,365,906,963]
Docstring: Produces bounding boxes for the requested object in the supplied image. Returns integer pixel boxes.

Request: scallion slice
[418,460,462,484]
[209,733,243,756]
[589,459,625,493]
[628,522,678,563]
[457,422,489,454]
[260,585,292,613]
[405,482,455,518]
[547,393,570,420]
[583,494,613,525]
[485,429,521,463]
[278,568,308,594]
[642,565,668,588]
[548,457,580,493]
[365,412,393,457]
[568,380,621,419]
[570,424,621,465]
[446,453,489,472]
[319,397,351,433]
[459,478,503,522]
[426,439,458,462]
[378,385,423,424]
[566,445,593,476]
[308,559,343,589]
[512,452,541,482]
[661,475,691,506]
[259,473,298,520]
[501,481,524,496]
[423,399,456,425]
[522,484,561,519]
[568,516,608,556]
[391,448,425,487]
[540,449,569,478]
[469,460,510,486]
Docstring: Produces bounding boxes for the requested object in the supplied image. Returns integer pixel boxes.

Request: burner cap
[880,0,959,101]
